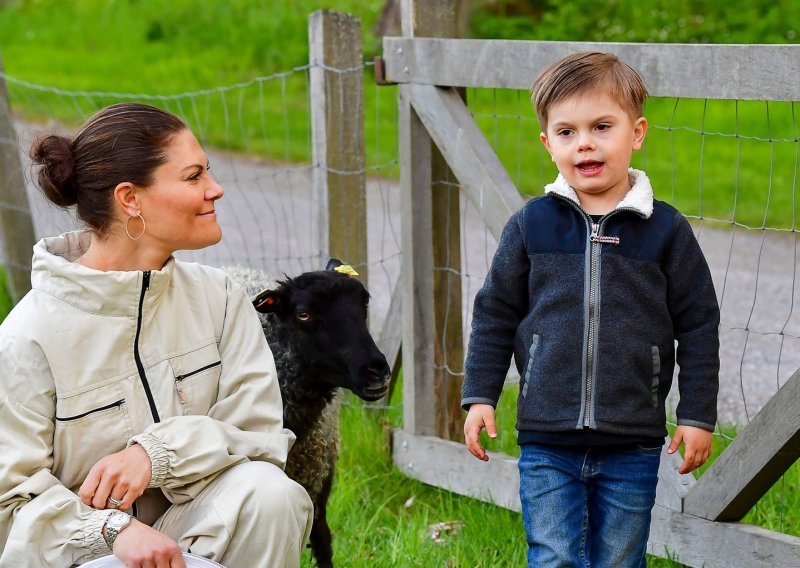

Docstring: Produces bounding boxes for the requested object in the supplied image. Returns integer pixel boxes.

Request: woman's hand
[111,518,186,568]
[79,444,152,511]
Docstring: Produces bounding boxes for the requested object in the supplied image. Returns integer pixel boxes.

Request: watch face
[107,511,130,530]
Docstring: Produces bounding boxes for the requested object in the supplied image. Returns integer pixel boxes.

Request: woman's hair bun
[29,134,78,207]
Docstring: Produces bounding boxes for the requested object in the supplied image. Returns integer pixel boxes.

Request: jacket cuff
[460,397,498,411]
[81,508,114,556]
[676,418,715,432]
[128,432,170,487]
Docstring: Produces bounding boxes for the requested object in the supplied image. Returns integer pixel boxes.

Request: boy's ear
[539,131,554,157]
[632,117,648,150]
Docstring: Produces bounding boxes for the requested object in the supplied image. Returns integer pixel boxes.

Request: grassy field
[2,1,800,229]
[314,384,798,567]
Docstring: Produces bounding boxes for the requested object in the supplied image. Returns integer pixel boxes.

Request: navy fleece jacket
[462,170,720,439]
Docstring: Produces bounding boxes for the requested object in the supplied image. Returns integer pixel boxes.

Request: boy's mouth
[576,160,604,174]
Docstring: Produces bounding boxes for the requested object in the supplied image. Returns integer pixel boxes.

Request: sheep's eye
[296,312,311,322]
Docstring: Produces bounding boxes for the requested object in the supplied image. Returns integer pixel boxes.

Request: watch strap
[103,513,130,550]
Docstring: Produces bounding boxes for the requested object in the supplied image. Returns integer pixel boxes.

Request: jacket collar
[31,230,175,316]
[544,168,654,219]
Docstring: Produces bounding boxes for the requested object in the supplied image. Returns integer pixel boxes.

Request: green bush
[472,0,800,44]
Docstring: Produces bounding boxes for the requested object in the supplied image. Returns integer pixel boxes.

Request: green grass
[319,381,797,566]
[320,390,690,567]
[2,1,800,228]
[0,0,396,169]
[313,400,525,567]
[0,269,12,322]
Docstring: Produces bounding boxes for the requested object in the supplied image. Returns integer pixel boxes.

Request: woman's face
[139,129,224,254]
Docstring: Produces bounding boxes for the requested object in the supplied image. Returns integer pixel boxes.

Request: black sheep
[225,259,391,568]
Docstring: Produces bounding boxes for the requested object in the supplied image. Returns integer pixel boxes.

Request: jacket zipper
[583,206,643,427]
[135,270,160,423]
[584,220,601,428]
[551,195,645,429]
[55,399,125,421]
[174,361,222,382]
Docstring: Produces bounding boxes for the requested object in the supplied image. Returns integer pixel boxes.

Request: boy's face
[540,90,647,211]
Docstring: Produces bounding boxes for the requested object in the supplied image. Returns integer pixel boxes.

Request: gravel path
[13,121,798,428]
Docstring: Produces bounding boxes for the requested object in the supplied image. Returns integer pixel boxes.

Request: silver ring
[108,496,123,508]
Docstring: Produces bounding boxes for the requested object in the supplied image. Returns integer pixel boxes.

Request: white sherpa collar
[544,168,654,219]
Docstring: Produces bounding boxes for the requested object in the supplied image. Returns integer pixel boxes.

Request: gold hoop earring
[125,213,146,241]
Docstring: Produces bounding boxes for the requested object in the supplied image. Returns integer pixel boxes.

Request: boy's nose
[577,133,594,151]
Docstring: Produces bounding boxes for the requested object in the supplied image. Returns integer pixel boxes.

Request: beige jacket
[0,231,294,566]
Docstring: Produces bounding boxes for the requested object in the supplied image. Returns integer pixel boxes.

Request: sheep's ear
[325,258,344,271]
[252,289,282,313]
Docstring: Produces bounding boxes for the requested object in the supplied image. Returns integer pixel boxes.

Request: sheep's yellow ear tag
[334,264,359,277]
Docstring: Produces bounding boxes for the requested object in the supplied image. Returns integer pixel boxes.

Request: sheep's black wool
[225,260,391,568]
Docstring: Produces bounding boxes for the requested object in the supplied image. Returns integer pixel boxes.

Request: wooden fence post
[400,0,467,440]
[309,10,368,282]
[0,56,36,303]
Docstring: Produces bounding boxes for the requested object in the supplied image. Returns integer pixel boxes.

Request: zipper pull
[143,270,151,291]
[589,222,620,245]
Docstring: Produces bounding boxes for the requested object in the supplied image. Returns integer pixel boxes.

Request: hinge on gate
[374,56,396,85]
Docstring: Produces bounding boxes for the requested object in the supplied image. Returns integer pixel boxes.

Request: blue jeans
[518,442,661,568]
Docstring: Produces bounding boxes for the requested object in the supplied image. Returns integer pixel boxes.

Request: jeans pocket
[634,443,663,456]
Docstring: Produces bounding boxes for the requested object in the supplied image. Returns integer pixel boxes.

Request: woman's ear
[113,182,141,217]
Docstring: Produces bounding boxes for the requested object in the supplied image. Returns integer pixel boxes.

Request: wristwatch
[103,510,131,550]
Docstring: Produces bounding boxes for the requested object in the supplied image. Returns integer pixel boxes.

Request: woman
[0,103,313,567]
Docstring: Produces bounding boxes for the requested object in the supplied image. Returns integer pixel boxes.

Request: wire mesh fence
[2,54,799,538]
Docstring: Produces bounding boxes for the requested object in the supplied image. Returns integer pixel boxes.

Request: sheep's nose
[365,357,390,379]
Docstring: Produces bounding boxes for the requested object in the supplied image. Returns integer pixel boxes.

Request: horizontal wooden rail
[648,506,800,567]
[393,429,521,511]
[383,38,800,101]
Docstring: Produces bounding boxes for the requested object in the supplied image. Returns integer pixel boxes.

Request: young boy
[462,52,720,567]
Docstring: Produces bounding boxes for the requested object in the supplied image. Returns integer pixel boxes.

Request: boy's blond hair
[531,51,648,130]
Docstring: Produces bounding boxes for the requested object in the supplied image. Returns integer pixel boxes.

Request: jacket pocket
[520,334,541,400]
[56,398,125,421]
[170,343,222,416]
[53,384,133,491]
[651,346,660,408]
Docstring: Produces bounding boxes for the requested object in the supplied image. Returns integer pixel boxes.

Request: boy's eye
[595,123,611,131]
[557,128,573,137]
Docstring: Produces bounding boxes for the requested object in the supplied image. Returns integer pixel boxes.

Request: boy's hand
[668,425,713,474]
[464,403,497,462]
